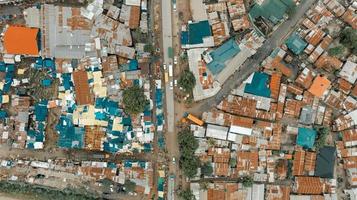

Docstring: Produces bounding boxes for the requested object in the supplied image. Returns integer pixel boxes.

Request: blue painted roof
[181,20,212,45]
[181,31,189,45]
[207,39,241,75]
[285,32,308,55]
[244,72,271,98]
[249,0,295,24]
[297,127,317,149]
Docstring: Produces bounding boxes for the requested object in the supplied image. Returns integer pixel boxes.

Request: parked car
[174,56,178,64]
[172,157,176,164]
[170,81,173,90]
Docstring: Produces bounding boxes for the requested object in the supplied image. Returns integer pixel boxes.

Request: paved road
[160,0,177,199]
[161,0,175,134]
[189,0,317,113]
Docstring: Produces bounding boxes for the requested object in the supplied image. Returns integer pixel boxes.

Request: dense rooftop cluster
[181,0,357,199]
[0,0,161,197]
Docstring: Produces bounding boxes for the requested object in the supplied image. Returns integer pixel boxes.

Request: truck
[168,64,173,77]
[165,72,169,83]
[184,112,204,126]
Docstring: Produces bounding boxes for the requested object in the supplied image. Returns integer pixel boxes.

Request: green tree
[178,188,196,200]
[178,128,198,154]
[286,5,297,18]
[178,128,200,178]
[328,45,345,57]
[340,27,357,54]
[240,176,253,187]
[178,70,196,93]
[201,162,213,176]
[229,158,237,168]
[122,85,149,115]
[181,156,200,178]
[314,126,329,151]
[124,180,136,192]
[144,43,155,54]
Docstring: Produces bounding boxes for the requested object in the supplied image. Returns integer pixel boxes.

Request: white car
[174,79,177,86]
[170,81,173,90]
[174,56,178,65]
[172,157,176,164]
[163,64,167,70]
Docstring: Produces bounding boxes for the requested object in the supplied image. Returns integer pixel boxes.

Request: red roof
[3,25,39,55]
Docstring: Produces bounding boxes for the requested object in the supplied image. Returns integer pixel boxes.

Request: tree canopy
[122,85,149,115]
[124,180,136,192]
[314,126,329,151]
[178,70,196,93]
[178,128,200,178]
[201,162,213,177]
[178,188,196,200]
[340,27,357,54]
[144,43,154,54]
[328,45,345,57]
[240,176,253,187]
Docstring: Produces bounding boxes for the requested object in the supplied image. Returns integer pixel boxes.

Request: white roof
[290,195,313,200]
[348,109,357,125]
[339,61,357,84]
[125,0,141,6]
[229,125,252,136]
[205,124,228,140]
[252,184,265,200]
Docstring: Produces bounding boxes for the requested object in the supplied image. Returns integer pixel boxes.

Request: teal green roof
[297,127,317,149]
[285,32,308,55]
[207,39,241,75]
[249,0,295,24]
[244,72,271,98]
[186,20,212,45]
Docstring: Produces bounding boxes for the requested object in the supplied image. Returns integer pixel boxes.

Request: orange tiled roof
[338,78,353,94]
[342,7,357,29]
[287,84,304,95]
[308,75,331,97]
[129,6,140,29]
[3,25,39,55]
[314,53,343,72]
[295,176,325,195]
[73,70,92,105]
[266,185,290,200]
[270,73,282,101]
[304,151,317,172]
[293,150,305,176]
[237,151,258,174]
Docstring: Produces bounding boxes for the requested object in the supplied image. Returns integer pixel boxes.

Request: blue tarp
[34,100,48,122]
[56,114,85,149]
[41,79,52,87]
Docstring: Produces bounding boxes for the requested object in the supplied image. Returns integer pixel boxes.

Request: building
[206,124,229,141]
[285,32,308,55]
[40,4,92,59]
[339,61,357,84]
[315,146,336,178]
[308,75,331,98]
[181,20,214,49]
[2,25,40,56]
[296,128,316,149]
[206,39,241,75]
